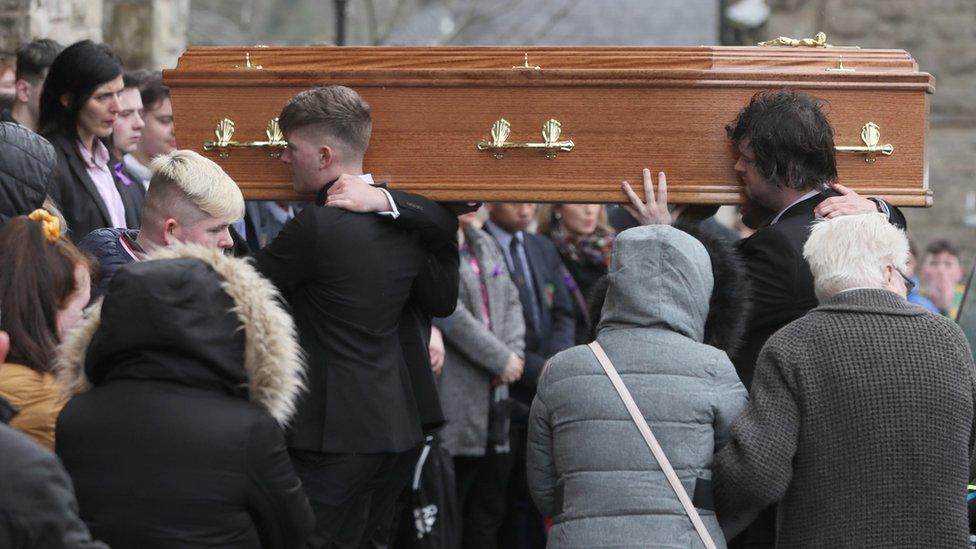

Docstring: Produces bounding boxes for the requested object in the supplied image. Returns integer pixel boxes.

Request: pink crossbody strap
[588,341,717,549]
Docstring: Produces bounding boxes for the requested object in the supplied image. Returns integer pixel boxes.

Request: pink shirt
[76,139,128,228]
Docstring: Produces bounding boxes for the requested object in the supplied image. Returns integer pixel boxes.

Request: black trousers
[291,446,422,549]
[497,423,547,549]
[454,447,514,549]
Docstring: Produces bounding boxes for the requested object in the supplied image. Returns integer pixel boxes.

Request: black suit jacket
[731,191,906,388]
[485,228,575,417]
[385,189,459,430]
[257,200,447,454]
[46,132,141,241]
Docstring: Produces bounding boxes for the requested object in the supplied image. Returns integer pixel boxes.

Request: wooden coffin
[163,44,934,205]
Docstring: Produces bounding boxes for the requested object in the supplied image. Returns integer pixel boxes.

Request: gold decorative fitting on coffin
[512,53,541,71]
[758,32,832,48]
[826,56,855,72]
[235,52,264,70]
[202,118,288,158]
[835,122,893,163]
[476,118,574,159]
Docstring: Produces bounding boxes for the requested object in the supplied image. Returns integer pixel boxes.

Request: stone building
[764,0,976,268]
[1,0,189,70]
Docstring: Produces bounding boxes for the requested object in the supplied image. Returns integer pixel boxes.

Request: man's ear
[881,264,898,290]
[318,145,335,170]
[14,79,31,103]
[59,92,72,109]
[161,218,179,246]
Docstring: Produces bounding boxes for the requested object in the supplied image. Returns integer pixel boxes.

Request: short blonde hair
[145,150,244,225]
[803,213,909,300]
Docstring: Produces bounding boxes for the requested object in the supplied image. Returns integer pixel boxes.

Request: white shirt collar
[770,190,820,225]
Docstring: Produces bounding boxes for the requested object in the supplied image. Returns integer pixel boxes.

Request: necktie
[509,236,540,332]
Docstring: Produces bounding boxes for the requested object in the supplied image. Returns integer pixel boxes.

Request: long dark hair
[38,40,122,138]
[0,215,92,372]
[725,89,838,192]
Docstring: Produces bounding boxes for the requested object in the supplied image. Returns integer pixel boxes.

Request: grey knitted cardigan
[714,288,976,548]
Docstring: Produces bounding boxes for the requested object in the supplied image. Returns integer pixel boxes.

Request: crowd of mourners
[0,38,974,549]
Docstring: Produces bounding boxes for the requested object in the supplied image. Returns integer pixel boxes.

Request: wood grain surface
[164,46,934,206]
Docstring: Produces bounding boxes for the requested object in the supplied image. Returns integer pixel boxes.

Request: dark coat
[0,122,56,226]
[55,246,314,548]
[715,289,976,548]
[256,192,447,453]
[385,189,460,431]
[483,228,576,418]
[44,131,141,241]
[0,421,106,548]
[731,191,906,388]
[555,248,607,345]
[77,227,142,299]
[518,233,576,414]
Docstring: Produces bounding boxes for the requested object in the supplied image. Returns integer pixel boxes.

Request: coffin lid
[163,45,934,206]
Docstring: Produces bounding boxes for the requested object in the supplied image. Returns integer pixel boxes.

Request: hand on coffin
[814,183,878,219]
[622,168,687,225]
[429,326,445,377]
[325,174,391,213]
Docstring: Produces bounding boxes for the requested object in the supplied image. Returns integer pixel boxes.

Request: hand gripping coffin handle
[202,117,288,159]
[834,122,894,163]
[476,118,575,160]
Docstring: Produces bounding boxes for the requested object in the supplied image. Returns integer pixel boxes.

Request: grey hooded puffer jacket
[527,225,748,548]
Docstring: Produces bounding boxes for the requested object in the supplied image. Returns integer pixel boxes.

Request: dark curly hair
[726,89,837,192]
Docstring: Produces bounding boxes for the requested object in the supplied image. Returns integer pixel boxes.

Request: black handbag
[395,435,460,549]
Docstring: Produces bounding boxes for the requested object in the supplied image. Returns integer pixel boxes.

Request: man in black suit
[255,86,458,548]
[721,89,905,549]
[725,90,905,390]
[483,202,575,548]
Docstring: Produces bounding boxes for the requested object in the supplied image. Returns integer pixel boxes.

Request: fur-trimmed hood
[56,244,305,425]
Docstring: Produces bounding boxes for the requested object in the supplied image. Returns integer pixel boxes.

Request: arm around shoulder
[385,189,459,246]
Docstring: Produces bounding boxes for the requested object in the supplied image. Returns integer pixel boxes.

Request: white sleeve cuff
[375,187,400,219]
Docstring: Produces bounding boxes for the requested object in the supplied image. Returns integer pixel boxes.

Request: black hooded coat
[55,246,314,548]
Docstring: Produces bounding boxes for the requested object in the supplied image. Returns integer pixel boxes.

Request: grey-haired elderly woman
[526,224,749,548]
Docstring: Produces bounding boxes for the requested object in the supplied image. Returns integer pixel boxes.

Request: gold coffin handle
[476,118,575,159]
[202,117,288,158]
[835,122,894,163]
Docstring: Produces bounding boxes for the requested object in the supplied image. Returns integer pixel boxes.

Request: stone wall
[103,0,189,70]
[1,0,102,54]
[767,0,976,268]
[0,0,187,70]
